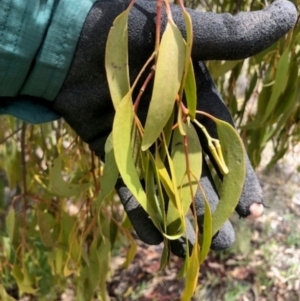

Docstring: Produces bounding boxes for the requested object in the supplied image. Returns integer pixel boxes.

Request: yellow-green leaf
[180,243,200,301]
[171,125,202,216]
[105,6,131,109]
[0,284,17,301]
[261,49,290,123]
[112,93,161,228]
[11,265,38,295]
[123,238,137,268]
[142,22,186,150]
[49,157,87,198]
[209,60,241,80]
[37,210,54,247]
[199,191,212,264]
[211,118,246,235]
[5,207,15,242]
[184,61,197,119]
[96,134,119,207]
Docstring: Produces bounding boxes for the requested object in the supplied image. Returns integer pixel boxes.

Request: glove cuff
[0,0,97,123]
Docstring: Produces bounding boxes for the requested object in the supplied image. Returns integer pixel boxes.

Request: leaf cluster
[105,0,246,299]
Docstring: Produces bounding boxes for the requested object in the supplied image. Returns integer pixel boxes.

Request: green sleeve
[0,0,97,123]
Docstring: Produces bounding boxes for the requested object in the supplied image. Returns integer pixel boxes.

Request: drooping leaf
[123,237,137,268]
[199,190,212,264]
[184,61,197,119]
[0,284,17,301]
[179,6,196,119]
[105,6,132,109]
[261,49,290,123]
[209,60,242,80]
[159,137,187,239]
[180,243,200,301]
[142,22,186,150]
[112,93,162,228]
[5,207,15,242]
[11,265,38,295]
[171,125,202,216]
[159,240,170,270]
[49,157,87,198]
[159,109,175,161]
[37,209,54,247]
[154,150,184,239]
[210,117,246,235]
[96,134,119,207]
[146,152,165,224]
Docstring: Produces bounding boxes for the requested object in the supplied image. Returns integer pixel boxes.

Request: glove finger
[170,211,235,257]
[193,60,264,219]
[210,221,235,251]
[115,179,163,245]
[129,0,297,61]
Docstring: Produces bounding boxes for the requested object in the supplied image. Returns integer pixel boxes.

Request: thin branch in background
[21,122,28,197]
[233,0,243,14]
[21,122,28,258]
[90,151,100,196]
[0,127,22,144]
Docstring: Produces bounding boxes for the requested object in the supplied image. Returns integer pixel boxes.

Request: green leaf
[180,7,196,119]
[159,109,175,161]
[105,6,131,109]
[261,49,290,123]
[5,207,15,242]
[180,243,200,301]
[184,61,197,119]
[98,238,111,301]
[209,60,241,80]
[0,284,17,301]
[146,152,164,223]
[112,93,161,228]
[96,134,119,207]
[142,22,186,150]
[157,138,185,239]
[37,210,54,247]
[244,71,258,103]
[123,238,137,268]
[49,157,87,198]
[11,265,38,295]
[199,193,212,264]
[171,125,202,216]
[54,248,64,275]
[159,241,170,270]
[210,118,246,235]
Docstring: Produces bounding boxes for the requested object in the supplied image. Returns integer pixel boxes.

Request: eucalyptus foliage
[0,0,298,300]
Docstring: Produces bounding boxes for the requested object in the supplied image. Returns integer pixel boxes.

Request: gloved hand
[0,0,288,256]
[51,0,297,256]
